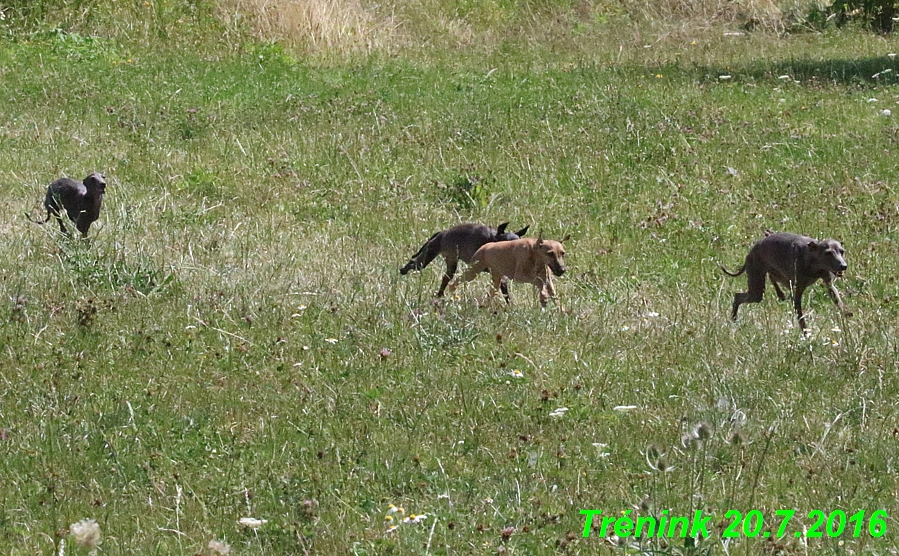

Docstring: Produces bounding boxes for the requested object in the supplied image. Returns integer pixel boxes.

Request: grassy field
[2,1,899,554]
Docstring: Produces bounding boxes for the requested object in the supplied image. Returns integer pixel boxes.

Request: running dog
[449,235,569,307]
[400,222,528,297]
[30,172,108,237]
[720,231,851,330]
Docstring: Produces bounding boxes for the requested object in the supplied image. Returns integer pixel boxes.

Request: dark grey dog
[720,232,851,330]
[401,222,528,297]
[30,173,107,237]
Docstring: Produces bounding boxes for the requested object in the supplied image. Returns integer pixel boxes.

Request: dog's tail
[400,231,442,275]
[718,263,745,277]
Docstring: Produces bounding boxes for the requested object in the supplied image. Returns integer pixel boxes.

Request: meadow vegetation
[1,0,899,554]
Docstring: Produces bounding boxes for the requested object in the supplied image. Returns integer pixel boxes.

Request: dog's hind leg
[449,259,487,292]
[731,268,765,321]
[499,280,510,300]
[490,273,507,305]
[498,277,512,304]
[436,258,458,297]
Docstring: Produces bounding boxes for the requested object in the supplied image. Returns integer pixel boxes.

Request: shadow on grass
[743,55,899,84]
[671,55,899,86]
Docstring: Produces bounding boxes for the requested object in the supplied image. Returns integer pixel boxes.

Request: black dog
[401,222,528,297]
[30,172,108,237]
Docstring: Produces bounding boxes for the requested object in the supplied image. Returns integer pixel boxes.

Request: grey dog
[30,172,108,237]
[400,222,528,297]
[720,231,851,330]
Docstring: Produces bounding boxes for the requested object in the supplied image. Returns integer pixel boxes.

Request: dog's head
[809,238,847,276]
[535,234,569,276]
[494,222,529,242]
[84,172,107,196]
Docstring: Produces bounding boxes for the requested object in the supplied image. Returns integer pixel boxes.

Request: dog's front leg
[824,277,853,317]
[792,285,809,330]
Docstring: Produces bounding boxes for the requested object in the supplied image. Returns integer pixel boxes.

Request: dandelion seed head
[208,539,231,555]
[656,456,671,472]
[693,421,713,440]
[681,432,698,451]
[70,519,101,549]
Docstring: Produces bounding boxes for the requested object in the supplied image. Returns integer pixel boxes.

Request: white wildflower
[549,407,568,418]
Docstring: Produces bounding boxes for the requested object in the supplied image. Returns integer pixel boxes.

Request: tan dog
[449,235,569,307]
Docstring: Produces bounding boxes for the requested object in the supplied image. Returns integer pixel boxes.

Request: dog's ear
[536,231,544,247]
[515,225,529,237]
[561,234,571,243]
[496,222,509,234]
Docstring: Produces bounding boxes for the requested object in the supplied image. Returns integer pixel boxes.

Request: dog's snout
[551,263,566,277]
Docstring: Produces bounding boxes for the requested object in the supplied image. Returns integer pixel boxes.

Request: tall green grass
[1,2,899,554]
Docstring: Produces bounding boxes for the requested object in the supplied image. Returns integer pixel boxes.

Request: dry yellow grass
[620,0,828,33]
[218,0,399,52]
